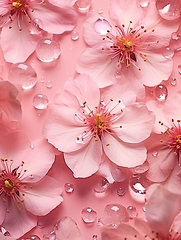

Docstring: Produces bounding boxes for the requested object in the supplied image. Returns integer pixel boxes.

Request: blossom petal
[146,185,181,238]
[76,48,117,88]
[48,0,76,7]
[2,200,36,239]
[0,195,6,225]
[102,133,147,167]
[1,20,37,63]
[134,52,173,87]
[113,103,155,143]
[32,2,77,34]
[56,216,83,240]
[64,138,102,178]
[22,176,63,216]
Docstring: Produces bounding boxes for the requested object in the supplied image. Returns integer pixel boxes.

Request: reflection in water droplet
[129,174,151,195]
[71,31,79,41]
[64,183,74,193]
[36,39,61,62]
[127,206,138,218]
[93,17,112,35]
[8,63,37,90]
[94,178,109,193]
[162,47,174,59]
[154,84,168,102]
[29,18,43,35]
[81,207,97,223]
[33,93,49,109]
[156,0,181,20]
[170,77,177,86]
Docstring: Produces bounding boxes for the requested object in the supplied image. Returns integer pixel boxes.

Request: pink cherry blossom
[76,0,179,87]
[145,91,181,192]
[43,74,155,178]
[101,185,181,240]
[0,131,63,238]
[0,81,22,121]
[0,0,77,63]
[56,216,83,240]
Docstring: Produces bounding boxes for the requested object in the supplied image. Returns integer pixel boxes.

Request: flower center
[12,0,23,8]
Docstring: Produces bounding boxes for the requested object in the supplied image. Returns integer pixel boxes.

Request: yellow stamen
[12,1,22,8]
[4,179,14,189]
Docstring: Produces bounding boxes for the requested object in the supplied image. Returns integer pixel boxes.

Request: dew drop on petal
[152,151,158,157]
[94,178,109,193]
[43,233,56,240]
[37,221,45,229]
[111,167,127,182]
[154,84,168,102]
[131,161,149,174]
[81,207,97,223]
[156,0,181,20]
[36,39,61,63]
[127,206,138,218]
[46,80,53,88]
[33,93,49,110]
[172,32,178,40]
[139,0,149,7]
[76,0,91,13]
[162,47,174,59]
[29,19,43,35]
[117,187,126,196]
[71,31,79,41]
[30,235,41,240]
[8,63,37,90]
[64,183,74,193]
[170,77,177,86]
[178,65,181,74]
[92,235,98,240]
[101,204,129,227]
[98,7,103,14]
[129,174,151,195]
[8,121,19,131]
[93,17,112,35]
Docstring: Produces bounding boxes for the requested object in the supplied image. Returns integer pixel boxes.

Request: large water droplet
[71,31,79,41]
[100,204,129,227]
[81,207,97,223]
[29,19,43,35]
[129,174,151,195]
[111,167,127,182]
[76,0,91,13]
[162,47,174,59]
[94,178,109,193]
[8,63,37,90]
[33,93,49,109]
[36,39,61,62]
[154,84,168,102]
[93,17,112,35]
[127,206,138,218]
[64,183,74,193]
[156,0,181,20]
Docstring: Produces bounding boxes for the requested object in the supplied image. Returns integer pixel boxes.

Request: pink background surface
[1,0,181,239]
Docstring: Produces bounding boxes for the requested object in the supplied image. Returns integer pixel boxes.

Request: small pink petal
[48,0,77,7]
[56,216,83,240]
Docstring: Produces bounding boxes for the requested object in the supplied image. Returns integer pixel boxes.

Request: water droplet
[154,84,168,102]
[170,34,181,51]
[30,143,34,149]
[46,80,53,88]
[64,183,74,193]
[1,227,10,236]
[33,93,49,109]
[139,0,149,7]
[76,0,91,13]
[71,31,79,41]
[29,18,43,35]
[156,0,181,20]
[129,174,151,195]
[98,7,103,14]
[117,187,126,196]
[40,76,45,83]
[127,206,138,218]
[131,161,149,174]
[172,32,178,40]
[170,77,177,86]
[93,17,112,35]
[152,151,158,157]
[162,47,174,59]
[100,204,129,227]
[37,221,44,229]
[94,178,109,193]
[30,235,41,240]
[81,207,97,223]
[8,63,37,90]
[178,65,181,74]
[36,39,61,62]
[111,167,127,182]
[142,206,146,212]
[43,233,56,240]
